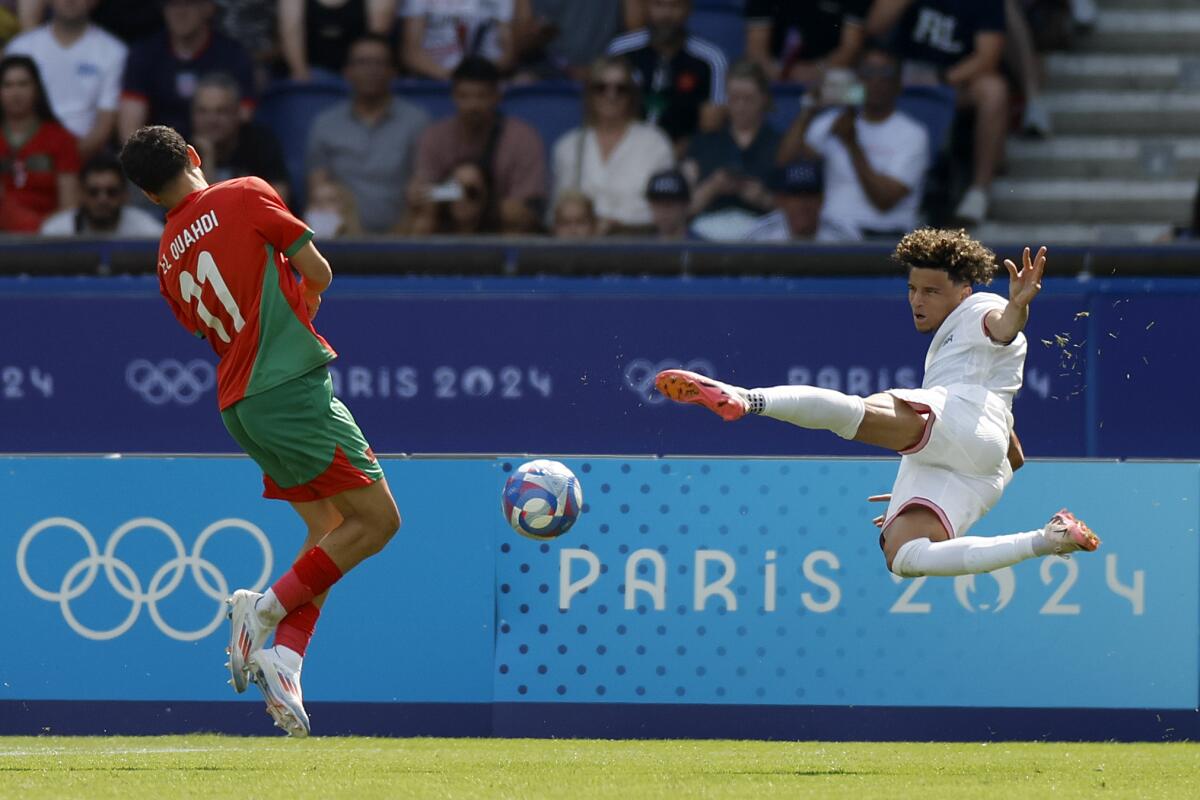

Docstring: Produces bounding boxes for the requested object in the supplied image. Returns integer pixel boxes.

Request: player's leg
[655,369,925,453]
[274,499,343,658]
[883,505,1100,578]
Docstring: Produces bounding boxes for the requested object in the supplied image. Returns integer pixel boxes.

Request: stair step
[1043,54,1199,92]
[1099,0,1199,11]
[1040,92,1200,135]
[1005,137,1200,179]
[1083,11,1200,51]
[975,222,1173,246]
[988,179,1194,224]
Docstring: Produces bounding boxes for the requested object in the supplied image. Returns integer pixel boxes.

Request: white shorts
[881,385,1013,540]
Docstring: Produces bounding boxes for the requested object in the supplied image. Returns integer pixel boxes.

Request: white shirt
[6,24,127,140]
[805,108,928,239]
[552,123,674,226]
[403,0,514,71]
[40,206,165,238]
[923,292,1026,409]
[742,209,856,243]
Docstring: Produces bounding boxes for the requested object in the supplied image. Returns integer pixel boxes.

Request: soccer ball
[501,459,583,540]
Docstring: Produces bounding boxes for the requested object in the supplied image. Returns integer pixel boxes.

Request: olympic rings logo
[623,358,715,404]
[125,359,215,405]
[16,517,272,642]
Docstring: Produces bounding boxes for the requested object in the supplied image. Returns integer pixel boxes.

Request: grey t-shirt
[533,0,623,69]
[306,98,430,233]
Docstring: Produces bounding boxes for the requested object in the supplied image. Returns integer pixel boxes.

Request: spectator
[304,179,362,238]
[279,0,396,81]
[645,167,692,241]
[40,151,163,236]
[777,41,928,241]
[18,0,163,43]
[866,0,1007,225]
[0,55,79,232]
[190,72,290,201]
[1006,0,1050,137]
[409,57,546,234]
[551,189,598,239]
[401,0,524,79]
[118,0,256,142]
[744,160,856,242]
[516,0,640,81]
[306,34,429,234]
[551,56,673,234]
[405,160,498,235]
[744,0,868,83]
[215,1,281,87]
[6,0,125,159]
[607,0,728,147]
[682,60,779,233]
[0,3,16,47]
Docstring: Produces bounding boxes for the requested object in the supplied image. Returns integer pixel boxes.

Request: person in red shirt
[118,124,401,737]
[0,55,80,232]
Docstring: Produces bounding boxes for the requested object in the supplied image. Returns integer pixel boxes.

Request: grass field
[2,736,1198,799]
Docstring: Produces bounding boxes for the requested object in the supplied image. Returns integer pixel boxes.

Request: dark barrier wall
[0,275,1196,457]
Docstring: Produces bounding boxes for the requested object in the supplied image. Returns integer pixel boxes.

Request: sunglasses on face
[590,81,631,96]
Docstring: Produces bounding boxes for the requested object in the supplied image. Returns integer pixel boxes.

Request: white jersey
[921,292,1026,410]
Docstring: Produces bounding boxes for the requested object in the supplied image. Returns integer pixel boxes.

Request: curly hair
[892,228,998,286]
[118,125,190,195]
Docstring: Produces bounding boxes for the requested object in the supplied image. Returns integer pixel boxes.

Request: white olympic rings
[125,358,216,405]
[16,517,272,641]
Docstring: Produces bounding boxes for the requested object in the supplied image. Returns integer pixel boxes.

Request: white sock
[749,385,865,440]
[891,530,1048,577]
[255,590,287,626]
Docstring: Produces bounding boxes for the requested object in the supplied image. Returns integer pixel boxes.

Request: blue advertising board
[2,455,1196,739]
[0,274,1182,458]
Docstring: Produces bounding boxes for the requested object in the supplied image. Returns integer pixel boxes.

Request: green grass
[1,736,1197,799]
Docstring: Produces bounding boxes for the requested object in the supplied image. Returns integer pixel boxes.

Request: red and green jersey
[156,176,335,410]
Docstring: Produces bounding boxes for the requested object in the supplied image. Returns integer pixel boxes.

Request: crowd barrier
[0,274,1198,458]
[0,455,1195,740]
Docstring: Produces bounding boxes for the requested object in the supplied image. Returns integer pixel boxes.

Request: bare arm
[56,173,80,212]
[278,0,309,81]
[824,19,866,69]
[290,240,332,318]
[744,21,778,80]
[366,0,397,33]
[831,111,911,211]
[1007,430,1025,471]
[776,106,823,164]
[17,0,45,29]
[945,32,1006,87]
[986,246,1046,344]
[623,0,646,30]
[865,0,914,37]
[79,110,116,159]
[117,96,148,143]
[494,19,517,72]
[402,15,453,80]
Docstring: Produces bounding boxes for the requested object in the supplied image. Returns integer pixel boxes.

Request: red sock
[274,603,320,657]
[270,546,343,613]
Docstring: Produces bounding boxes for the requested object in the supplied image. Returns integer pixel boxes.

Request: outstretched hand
[1003,246,1046,309]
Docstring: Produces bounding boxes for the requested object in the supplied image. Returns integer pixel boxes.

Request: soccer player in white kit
[656,228,1100,579]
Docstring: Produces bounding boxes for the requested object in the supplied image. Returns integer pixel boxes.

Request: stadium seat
[501,82,584,154]
[694,0,745,11]
[254,77,348,210]
[767,83,806,134]
[394,79,456,123]
[689,7,745,62]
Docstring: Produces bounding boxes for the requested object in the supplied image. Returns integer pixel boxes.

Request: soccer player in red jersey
[119,126,400,737]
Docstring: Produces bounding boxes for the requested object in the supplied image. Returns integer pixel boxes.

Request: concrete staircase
[978,0,1200,245]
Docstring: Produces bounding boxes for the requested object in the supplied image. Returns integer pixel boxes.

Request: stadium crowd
[0,0,1132,243]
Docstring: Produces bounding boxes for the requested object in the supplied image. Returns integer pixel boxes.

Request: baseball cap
[770,160,824,195]
[645,169,691,202]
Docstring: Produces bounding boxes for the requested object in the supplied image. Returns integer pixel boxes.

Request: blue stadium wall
[1,456,1196,740]
[2,274,1198,740]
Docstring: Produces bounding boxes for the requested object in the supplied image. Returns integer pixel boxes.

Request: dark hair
[1191,177,1200,234]
[348,32,395,62]
[195,71,242,103]
[119,125,190,194]
[452,56,501,86]
[0,55,60,126]
[861,37,900,61]
[81,151,126,183]
[431,160,499,234]
[892,227,998,285]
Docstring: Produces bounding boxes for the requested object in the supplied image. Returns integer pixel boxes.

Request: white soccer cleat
[248,647,311,738]
[226,589,271,694]
[1043,509,1100,556]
